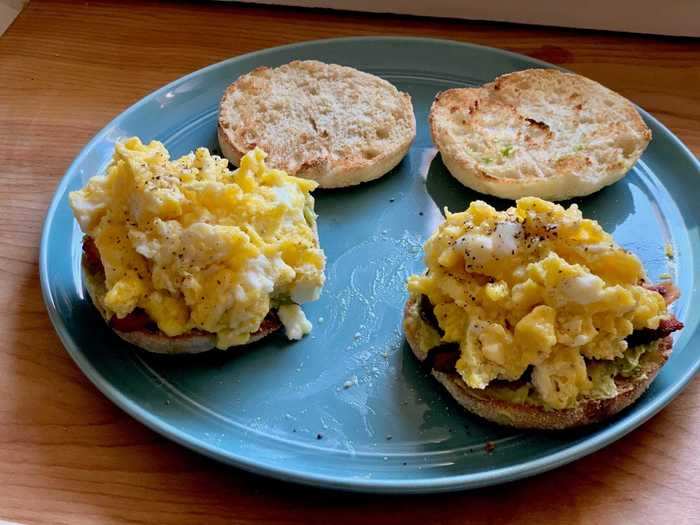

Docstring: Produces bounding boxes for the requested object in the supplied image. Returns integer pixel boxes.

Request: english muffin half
[218,60,416,189]
[69,139,326,355]
[403,197,682,430]
[429,69,651,200]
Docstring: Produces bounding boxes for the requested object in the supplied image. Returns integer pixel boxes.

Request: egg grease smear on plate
[69,137,325,354]
[404,197,683,429]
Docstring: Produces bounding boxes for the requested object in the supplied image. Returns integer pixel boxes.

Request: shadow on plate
[425,153,635,231]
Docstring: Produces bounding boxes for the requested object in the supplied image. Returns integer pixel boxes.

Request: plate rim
[39,36,700,494]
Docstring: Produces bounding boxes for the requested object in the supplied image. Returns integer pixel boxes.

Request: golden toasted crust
[217,60,416,188]
[82,257,277,354]
[429,69,651,201]
[403,296,672,430]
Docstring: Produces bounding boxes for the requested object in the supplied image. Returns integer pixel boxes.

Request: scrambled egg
[70,137,325,348]
[407,197,670,409]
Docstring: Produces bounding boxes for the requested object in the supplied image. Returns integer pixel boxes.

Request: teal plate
[40,37,700,493]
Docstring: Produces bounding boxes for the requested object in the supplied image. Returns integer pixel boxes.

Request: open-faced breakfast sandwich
[404,197,682,429]
[429,69,652,200]
[218,60,416,189]
[69,137,325,354]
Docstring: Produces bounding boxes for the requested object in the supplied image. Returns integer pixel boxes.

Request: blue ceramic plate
[41,37,700,493]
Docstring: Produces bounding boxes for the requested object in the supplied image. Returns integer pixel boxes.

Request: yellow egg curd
[70,137,325,348]
[407,197,670,409]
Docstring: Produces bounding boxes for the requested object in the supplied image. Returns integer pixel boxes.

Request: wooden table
[2,1,699,523]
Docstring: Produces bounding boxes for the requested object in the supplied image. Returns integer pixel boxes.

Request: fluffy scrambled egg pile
[408,197,670,409]
[70,138,325,348]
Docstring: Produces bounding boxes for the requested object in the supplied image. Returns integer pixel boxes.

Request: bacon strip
[84,236,282,338]
[418,289,683,374]
[82,235,104,274]
[110,308,281,337]
[419,294,444,336]
[110,308,156,332]
[424,343,460,372]
[644,282,681,305]
[255,310,282,335]
[625,316,684,348]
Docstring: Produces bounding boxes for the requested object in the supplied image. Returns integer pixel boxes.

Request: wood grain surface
[1,1,699,523]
